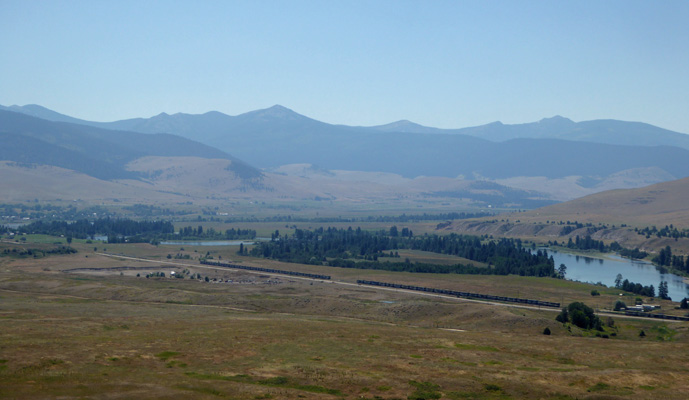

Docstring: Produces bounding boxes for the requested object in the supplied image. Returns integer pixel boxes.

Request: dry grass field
[2,243,689,399]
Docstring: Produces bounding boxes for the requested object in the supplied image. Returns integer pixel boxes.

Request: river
[544,248,689,302]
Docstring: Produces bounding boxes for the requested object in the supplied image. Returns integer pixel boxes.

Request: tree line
[652,245,689,272]
[549,235,648,259]
[217,211,493,224]
[248,227,555,277]
[175,226,256,240]
[1,245,77,259]
[636,225,689,240]
[12,218,255,243]
[17,218,174,239]
[614,274,656,298]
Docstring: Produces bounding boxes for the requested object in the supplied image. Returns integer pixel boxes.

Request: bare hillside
[517,176,689,228]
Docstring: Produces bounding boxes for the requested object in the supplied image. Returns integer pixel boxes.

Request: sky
[1,0,689,133]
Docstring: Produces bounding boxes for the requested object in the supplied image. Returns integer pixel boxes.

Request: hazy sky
[2,1,688,133]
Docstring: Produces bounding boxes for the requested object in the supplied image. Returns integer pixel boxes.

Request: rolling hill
[441,176,689,256]
[517,176,689,227]
[0,110,261,181]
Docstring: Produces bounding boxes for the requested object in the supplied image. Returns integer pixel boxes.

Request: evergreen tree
[558,263,567,279]
[658,281,670,300]
[556,307,569,323]
[680,298,689,309]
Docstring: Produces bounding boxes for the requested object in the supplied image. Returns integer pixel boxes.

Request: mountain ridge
[3,104,689,201]
[0,110,261,181]
[4,103,688,146]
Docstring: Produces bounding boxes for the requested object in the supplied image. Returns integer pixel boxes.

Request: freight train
[200,259,331,280]
[356,279,561,308]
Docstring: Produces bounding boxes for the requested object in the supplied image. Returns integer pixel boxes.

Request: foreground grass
[2,249,689,399]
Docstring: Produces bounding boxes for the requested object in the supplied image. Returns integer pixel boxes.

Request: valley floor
[2,244,689,399]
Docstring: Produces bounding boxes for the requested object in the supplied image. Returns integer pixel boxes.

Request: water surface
[545,248,689,301]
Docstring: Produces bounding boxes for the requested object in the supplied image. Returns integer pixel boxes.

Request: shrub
[408,381,441,400]
[543,327,551,335]
[591,289,600,296]
[556,302,603,331]
[484,384,502,392]
[556,307,568,323]
[614,300,627,311]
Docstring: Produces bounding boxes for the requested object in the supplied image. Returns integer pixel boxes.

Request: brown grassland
[1,241,689,399]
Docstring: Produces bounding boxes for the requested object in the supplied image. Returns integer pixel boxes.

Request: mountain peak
[261,104,296,116]
[371,119,441,134]
[539,115,574,124]
[267,104,290,111]
[383,119,422,128]
[240,104,308,122]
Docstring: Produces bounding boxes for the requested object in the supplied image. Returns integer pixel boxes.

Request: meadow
[2,238,689,399]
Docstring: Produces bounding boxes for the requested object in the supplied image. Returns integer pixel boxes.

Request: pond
[543,248,689,302]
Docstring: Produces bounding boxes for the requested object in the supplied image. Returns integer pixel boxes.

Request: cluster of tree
[237,242,248,256]
[612,244,648,260]
[365,212,493,223]
[248,227,555,277]
[328,258,491,274]
[548,237,647,260]
[166,253,191,260]
[0,245,76,258]
[217,211,493,224]
[559,224,608,236]
[388,226,413,237]
[175,226,256,240]
[1,203,120,222]
[250,227,404,264]
[17,218,174,240]
[614,274,656,297]
[556,302,603,331]
[564,235,607,252]
[11,217,256,244]
[652,246,689,272]
[122,204,185,217]
[405,235,554,276]
[636,225,689,240]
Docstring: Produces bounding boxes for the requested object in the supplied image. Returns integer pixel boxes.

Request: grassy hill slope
[518,176,689,228]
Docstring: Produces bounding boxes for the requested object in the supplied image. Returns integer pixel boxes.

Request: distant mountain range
[6,103,689,149]
[3,103,689,204]
[372,115,689,149]
[0,110,260,181]
[4,104,689,179]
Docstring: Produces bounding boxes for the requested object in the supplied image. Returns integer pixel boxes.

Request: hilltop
[443,176,689,255]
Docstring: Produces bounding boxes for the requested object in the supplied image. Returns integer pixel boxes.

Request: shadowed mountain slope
[0,110,260,180]
[4,105,689,193]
